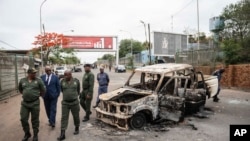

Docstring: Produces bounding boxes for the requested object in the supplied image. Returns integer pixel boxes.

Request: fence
[175,48,221,69]
[0,52,34,101]
[119,53,144,68]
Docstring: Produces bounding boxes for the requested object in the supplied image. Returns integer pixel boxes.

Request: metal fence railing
[119,53,144,68]
[175,48,220,68]
[0,52,34,101]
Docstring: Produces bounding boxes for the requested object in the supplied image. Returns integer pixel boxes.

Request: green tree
[220,0,250,64]
[101,54,115,60]
[119,39,145,58]
[101,54,115,66]
[221,39,242,65]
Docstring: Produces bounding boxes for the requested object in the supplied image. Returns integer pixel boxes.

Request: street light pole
[140,20,152,65]
[148,24,152,65]
[197,0,200,50]
[140,20,148,43]
[40,0,47,73]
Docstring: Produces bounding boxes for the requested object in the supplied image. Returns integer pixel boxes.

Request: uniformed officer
[57,70,80,141]
[19,68,46,141]
[80,64,95,122]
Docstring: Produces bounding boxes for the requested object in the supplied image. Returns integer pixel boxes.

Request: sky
[0,0,240,63]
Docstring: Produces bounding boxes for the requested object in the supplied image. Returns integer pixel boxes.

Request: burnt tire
[129,113,146,129]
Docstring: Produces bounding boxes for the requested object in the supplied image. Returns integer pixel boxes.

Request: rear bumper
[95,107,132,130]
[117,69,126,72]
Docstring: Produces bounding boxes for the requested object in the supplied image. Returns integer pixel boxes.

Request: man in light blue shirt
[93,66,109,108]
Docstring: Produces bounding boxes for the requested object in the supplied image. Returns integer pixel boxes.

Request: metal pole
[116,36,119,66]
[14,54,18,92]
[140,20,148,48]
[130,38,132,55]
[148,24,152,65]
[197,0,200,50]
[40,0,47,73]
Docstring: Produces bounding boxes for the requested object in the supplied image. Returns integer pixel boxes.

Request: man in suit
[41,66,60,127]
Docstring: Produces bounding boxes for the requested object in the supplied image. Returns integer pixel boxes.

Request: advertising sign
[63,36,114,49]
[153,32,187,56]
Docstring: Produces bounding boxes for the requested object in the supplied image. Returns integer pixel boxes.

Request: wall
[0,53,33,100]
[195,64,250,89]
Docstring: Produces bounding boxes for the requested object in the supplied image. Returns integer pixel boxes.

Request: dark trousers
[80,92,92,115]
[43,97,58,125]
[96,86,108,104]
[214,84,221,98]
[61,102,80,130]
[20,100,40,134]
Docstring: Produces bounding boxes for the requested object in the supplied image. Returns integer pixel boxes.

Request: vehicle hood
[99,87,151,101]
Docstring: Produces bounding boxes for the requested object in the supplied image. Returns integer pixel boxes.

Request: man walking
[19,68,46,141]
[93,66,109,108]
[212,68,225,102]
[57,70,80,141]
[80,64,95,122]
[41,66,60,127]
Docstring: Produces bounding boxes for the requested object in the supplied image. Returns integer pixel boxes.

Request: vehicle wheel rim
[130,114,146,129]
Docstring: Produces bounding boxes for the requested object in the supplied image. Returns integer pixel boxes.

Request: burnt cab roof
[135,63,193,74]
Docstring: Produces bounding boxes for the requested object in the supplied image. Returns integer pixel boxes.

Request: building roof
[135,63,193,74]
[0,50,29,54]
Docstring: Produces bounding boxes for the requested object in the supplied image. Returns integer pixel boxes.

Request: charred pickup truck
[95,63,218,130]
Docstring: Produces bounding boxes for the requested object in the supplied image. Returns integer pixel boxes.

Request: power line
[0,40,19,49]
[172,0,195,16]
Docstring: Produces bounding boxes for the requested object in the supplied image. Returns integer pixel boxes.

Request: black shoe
[93,105,98,108]
[213,97,220,102]
[73,127,79,135]
[33,134,38,141]
[82,117,89,122]
[57,130,65,141]
[22,132,31,141]
[51,123,55,128]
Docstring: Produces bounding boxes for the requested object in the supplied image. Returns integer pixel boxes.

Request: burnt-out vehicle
[95,63,218,130]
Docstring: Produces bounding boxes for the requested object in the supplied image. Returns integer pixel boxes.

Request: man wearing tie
[41,66,60,128]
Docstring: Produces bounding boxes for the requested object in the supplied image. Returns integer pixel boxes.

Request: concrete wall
[196,64,250,89]
[0,53,31,100]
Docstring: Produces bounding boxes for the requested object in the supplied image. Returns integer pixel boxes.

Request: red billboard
[62,36,114,49]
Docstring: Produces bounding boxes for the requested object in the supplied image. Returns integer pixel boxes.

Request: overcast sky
[0,0,239,63]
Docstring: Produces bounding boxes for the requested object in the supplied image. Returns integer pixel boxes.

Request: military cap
[84,64,92,67]
[27,68,38,73]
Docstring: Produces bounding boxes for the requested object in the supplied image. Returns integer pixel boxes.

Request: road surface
[0,68,249,141]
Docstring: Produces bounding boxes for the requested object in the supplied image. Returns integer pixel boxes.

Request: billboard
[62,36,115,49]
[153,32,187,56]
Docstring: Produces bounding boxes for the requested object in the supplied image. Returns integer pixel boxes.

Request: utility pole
[197,0,200,66]
[197,0,200,50]
[40,0,47,72]
[148,24,152,65]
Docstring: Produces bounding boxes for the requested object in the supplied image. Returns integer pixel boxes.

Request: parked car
[73,66,82,72]
[95,63,218,130]
[115,65,126,73]
[55,66,67,79]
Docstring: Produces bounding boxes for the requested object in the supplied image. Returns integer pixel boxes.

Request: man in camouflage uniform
[57,70,80,141]
[19,68,46,141]
[80,64,95,122]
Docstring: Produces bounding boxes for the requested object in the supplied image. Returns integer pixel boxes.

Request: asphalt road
[0,68,250,141]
